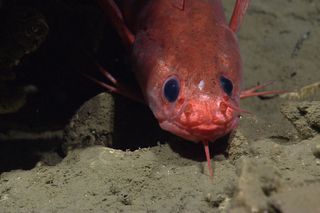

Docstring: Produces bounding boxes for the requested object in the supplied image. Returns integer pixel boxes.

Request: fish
[92,0,283,176]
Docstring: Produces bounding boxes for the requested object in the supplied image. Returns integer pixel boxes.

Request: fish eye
[220,76,233,96]
[163,76,180,102]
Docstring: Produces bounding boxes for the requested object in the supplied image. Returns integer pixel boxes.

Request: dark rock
[62,92,115,154]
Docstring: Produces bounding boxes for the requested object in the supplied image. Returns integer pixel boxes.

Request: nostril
[177,97,185,106]
[219,102,228,113]
[184,103,193,116]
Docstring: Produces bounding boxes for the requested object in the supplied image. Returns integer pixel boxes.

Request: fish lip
[160,117,239,142]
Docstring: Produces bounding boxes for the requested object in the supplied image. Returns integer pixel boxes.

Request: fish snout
[159,97,240,142]
[177,98,236,129]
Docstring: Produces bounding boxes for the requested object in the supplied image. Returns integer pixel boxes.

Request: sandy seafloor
[1,0,320,212]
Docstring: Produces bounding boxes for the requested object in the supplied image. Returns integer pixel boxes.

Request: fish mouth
[159,117,239,142]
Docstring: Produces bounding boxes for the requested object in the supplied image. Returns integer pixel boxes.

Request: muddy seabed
[1,0,320,212]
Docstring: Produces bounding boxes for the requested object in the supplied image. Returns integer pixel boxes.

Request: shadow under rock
[111,96,169,150]
[0,139,63,173]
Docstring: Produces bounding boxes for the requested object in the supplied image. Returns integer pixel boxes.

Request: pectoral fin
[97,0,135,50]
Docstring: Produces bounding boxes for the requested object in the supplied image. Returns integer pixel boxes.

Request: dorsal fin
[229,0,250,33]
[172,0,185,11]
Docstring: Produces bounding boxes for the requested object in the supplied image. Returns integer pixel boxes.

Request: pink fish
[91,0,283,176]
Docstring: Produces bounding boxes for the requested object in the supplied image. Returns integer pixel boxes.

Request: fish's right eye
[163,76,180,102]
[220,76,233,96]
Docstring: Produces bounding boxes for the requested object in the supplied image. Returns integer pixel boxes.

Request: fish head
[147,72,241,142]
[145,53,242,142]
[134,24,243,142]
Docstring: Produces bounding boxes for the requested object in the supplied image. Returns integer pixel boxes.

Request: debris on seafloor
[291,31,311,58]
[280,82,320,101]
[281,101,320,139]
[0,129,63,141]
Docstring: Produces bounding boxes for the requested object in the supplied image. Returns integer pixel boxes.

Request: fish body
[97,0,251,176]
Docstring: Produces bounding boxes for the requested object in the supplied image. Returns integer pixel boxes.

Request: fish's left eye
[163,76,180,102]
[220,76,233,96]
